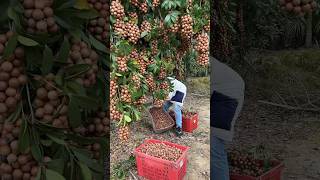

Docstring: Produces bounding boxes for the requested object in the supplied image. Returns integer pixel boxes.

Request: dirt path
[110,77,210,180]
[230,97,320,180]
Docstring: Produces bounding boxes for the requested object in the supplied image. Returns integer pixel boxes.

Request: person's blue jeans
[163,101,182,128]
[211,134,230,180]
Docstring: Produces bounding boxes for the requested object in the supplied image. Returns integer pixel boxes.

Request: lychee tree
[279,0,318,47]
[1,0,109,179]
[110,0,209,141]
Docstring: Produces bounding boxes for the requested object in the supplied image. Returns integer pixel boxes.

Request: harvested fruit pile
[149,108,174,130]
[228,150,266,177]
[280,0,318,16]
[183,111,196,118]
[138,142,183,162]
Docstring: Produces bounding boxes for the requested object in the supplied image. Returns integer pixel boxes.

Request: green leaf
[17,36,39,46]
[79,162,92,180]
[55,70,64,86]
[124,115,132,123]
[47,135,66,145]
[141,31,148,38]
[3,34,18,58]
[7,7,21,29]
[47,159,65,175]
[76,10,99,19]
[41,46,54,75]
[65,64,91,79]
[89,34,107,53]
[41,139,53,146]
[46,169,66,180]
[74,0,91,9]
[18,119,30,153]
[70,29,82,40]
[7,103,22,122]
[57,37,70,63]
[65,81,86,95]
[31,143,43,162]
[72,95,99,110]
[68,97,82,128]
[72,148,103,173]
[35,169,41,180]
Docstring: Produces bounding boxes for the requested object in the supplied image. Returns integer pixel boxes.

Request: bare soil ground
[110,77,210,180]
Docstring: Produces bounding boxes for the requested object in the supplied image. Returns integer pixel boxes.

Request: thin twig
[129,170,139,180]
[258,100,320,112]
[26,84,35,123]
[191,93,208,97]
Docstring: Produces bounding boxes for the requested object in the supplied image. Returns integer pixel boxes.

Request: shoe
[175,127,183,137]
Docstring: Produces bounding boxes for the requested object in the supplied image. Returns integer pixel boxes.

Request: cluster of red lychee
[280,0,318,16]
[120,86,132,103]
[110,0,125,19]
[146,75,156,92]
[0,119,43,180]
[88,0,110,41]
[139,1,148,13]
[151,40,158,56]
[116,56,128,72]
[110,78,118,97]
[34,74,69,129]
[141,20,152,33]
[158,68,166,80]
[110,99,122,121]
[118,125,130,141]
[22,0,58,34]
[195,33,209,66]
[169,21,180,33]
[152,0,160,8]
[135,95,147,105]
[124,22,141,44]
[0,33,28,122]
[68,40,99,87]
[153,99,164,108]
[86,142,102,160]
[113,19,126,37]
[137,57,147,74]
[131,74,141,89]
[86,111,109,137]
[181,15,193,40]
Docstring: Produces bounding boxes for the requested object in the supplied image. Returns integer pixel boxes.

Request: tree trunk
[305,12,313,48]
[237,0,245,64]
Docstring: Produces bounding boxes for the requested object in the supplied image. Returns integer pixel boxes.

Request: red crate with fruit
[134,139,190,180]
[229,150,284,180]
[169,110,199,133]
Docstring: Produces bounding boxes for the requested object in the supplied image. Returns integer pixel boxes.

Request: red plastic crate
[182,112,198,133]
[134,139,190,180]
[169,111,199,133]
[231,160,284,180]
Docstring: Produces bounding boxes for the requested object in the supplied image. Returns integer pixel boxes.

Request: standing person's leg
[173,103,182,128]
[211,133,230,180]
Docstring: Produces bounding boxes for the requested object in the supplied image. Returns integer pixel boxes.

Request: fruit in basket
[228,150,266,177]
[149,107,174,130]
[138,142,183,161]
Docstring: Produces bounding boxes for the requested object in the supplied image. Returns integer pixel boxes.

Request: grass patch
[111,155,136,180]
[186,76,210,95]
